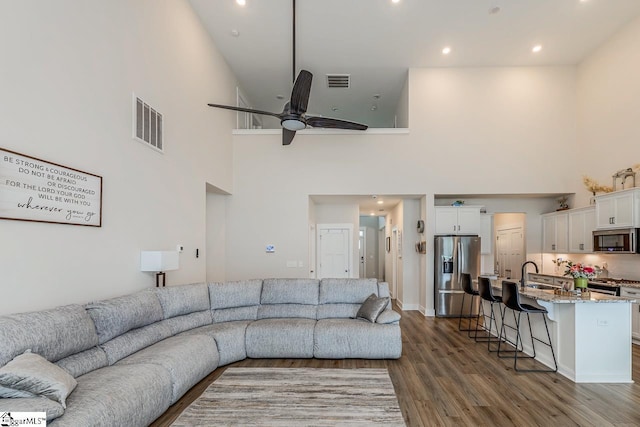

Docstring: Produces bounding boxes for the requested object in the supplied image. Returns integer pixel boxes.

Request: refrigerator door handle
[457,240,463,284]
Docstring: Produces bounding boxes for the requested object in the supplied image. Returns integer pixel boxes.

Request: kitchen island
[484,280,635,383]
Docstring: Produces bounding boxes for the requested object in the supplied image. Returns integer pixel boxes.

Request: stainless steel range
[588,278,640,296]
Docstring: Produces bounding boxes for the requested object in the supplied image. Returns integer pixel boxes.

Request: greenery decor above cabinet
[434,206,481,235]
[595,188,640,229]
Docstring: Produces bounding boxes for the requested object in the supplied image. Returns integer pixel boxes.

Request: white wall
[0,1,237,315]
[577,15,640,207]
[225,66,578,316]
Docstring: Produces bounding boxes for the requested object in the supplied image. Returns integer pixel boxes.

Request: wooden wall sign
[0,147,102,227]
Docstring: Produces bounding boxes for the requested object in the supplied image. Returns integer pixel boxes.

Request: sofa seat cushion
[155,283,210,318]
[314,319,402,359]
[0,396,64,422]
[0,304,99,367]
[86,290,164,344]
[48,364,172,427]
[180,321,250,366]
[116,335,219,404]
[246,318,316,358]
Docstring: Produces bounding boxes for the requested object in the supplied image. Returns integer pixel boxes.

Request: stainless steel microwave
[593,228,638,253]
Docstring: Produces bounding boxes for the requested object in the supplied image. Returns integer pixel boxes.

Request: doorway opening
[494,213,526,281]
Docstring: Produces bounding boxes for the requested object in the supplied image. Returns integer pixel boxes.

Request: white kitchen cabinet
[434,206,481,235]
[620,287,640,344]
[542,211,568,253]
[479,213,493,254]
[595,188,640,229]
[568,206,595,253]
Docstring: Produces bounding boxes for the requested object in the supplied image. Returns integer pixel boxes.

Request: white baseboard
[425,308,435,317]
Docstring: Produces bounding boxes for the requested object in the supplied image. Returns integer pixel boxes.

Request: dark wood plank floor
[151,309,640,426]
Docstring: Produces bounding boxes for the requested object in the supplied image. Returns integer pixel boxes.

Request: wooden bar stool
[498,280,558,372]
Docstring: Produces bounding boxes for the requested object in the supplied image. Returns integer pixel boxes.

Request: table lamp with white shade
[140,251,179,287]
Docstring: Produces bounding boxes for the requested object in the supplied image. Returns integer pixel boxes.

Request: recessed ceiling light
[371,105,377,111]
[230,29,240,37]
[276,94,284,100]
[236,0,246,6]
[442,46,452,55]
[377,200,384,205]
[391,0,400,3]
[373,94,381,99]
[532,44,543,53]
[489,6,501,15]
[370,212,376,216]
[331,106,339,112]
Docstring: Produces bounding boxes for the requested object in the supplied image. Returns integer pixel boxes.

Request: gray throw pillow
[356,293,389,323]
[0,351,77,408]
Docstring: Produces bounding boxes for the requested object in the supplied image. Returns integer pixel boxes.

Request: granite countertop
[517,287,636,304]
[486,279,636,304]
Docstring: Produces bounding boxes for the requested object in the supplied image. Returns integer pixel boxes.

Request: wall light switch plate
[266,245,275,253]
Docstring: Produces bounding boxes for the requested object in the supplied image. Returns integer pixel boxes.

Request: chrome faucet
[520,261,539,288]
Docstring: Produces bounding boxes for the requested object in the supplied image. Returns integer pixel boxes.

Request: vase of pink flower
[560,260,597,289]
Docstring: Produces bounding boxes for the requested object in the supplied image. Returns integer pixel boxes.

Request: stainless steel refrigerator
[435,235,481,317]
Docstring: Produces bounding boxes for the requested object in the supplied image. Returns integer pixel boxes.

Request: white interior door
[318,227,351,278]
[496,227,524,280]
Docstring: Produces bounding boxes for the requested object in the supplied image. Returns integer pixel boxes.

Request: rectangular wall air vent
[326,74,350,88]
[133,95,163,152]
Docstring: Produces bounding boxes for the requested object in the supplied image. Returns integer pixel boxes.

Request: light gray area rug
[171,367,406,426]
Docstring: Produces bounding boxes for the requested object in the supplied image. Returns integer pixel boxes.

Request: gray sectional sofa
[0,278,401,426]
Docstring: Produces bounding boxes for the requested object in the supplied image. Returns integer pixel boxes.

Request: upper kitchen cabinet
[568,206,595,253]
[542,211,568,253]
[480,213,494,254]
[434,206,482,235]
[595,188,640,229]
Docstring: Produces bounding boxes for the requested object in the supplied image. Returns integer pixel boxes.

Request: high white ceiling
[191,0,640,128]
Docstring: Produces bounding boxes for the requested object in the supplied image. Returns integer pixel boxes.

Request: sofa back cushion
[317,279,380,320]
[161,311,213,335]
[209,280,263,323]
[319,278,379,304]
[86,290,164,344]
[155,283,210,319]
[257,279,319,320]
[100,322,172,365]
[261,279,319,304]
[55,347,108,378]
[0,305,99,367]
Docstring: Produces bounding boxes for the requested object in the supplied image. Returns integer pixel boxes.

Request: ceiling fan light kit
[206,0,367,145]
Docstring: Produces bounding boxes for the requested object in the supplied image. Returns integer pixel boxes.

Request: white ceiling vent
[326,74,350,88]
[133,95,163,152]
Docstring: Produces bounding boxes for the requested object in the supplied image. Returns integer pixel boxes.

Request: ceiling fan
[207,0,368,146]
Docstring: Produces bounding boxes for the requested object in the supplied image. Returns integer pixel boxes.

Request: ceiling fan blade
[289,70,313,115]
[283,128,296,145]
[207,103,282,119]
[306,116,368,131]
